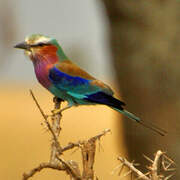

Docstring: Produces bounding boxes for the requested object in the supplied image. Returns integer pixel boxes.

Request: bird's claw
[45,110,61,119]
[46,106,72,118]
[51,108,62,115]
[44,109,63,119]
[45,114,53,119]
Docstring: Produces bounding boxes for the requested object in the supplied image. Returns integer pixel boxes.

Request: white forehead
[25,35,51,44]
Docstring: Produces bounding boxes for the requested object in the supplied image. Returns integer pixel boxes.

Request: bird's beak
[14,41,30,50]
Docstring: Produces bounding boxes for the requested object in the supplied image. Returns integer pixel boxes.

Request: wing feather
[48,62,114,99]
[56,60,95,80]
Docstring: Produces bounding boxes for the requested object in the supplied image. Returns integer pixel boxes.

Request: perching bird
[14,34,166,136]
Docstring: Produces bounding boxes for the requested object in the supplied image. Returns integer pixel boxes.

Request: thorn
[70,147,79,155]
[119,170,132,179]
[143,154,153,163]
[163,154,176,165]
[111,164,123,175]
[118,164,124,176]
[164,172,176,180]
[97,139,104,152]
[135,172,150,180]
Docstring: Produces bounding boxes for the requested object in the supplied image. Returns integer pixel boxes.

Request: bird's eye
[30,42,48,47]
[37,42,45,46]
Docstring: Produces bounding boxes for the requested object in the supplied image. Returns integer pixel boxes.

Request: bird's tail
[84,91,166,136]
[112,108,167,136]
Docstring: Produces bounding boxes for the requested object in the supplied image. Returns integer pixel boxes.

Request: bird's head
[14,34,67,61]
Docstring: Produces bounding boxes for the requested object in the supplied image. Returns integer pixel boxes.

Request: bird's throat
[28,44,67,89]
[32,48,59,88]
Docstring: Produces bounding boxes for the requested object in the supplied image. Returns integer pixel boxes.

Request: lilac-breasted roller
[14,34,166,136]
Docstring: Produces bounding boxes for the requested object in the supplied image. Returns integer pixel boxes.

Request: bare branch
[164,172,176,180]
[56,156,81,180]
[81,139,96,179]
[29,90,58,145]
[22,162,65,180]
[90,129,111,141]
[117,157,150,180]
[50,97,62,162]
[61,129,110,154]
[81,129,110,179]
[151,150,164,179]
[117,150,176,180]
[61,142,81,153]
[119,170,132,179]
[143,154,154,164]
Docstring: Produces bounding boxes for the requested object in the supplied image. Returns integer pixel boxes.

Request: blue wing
[48,66,125,108]
[49,66,101,98]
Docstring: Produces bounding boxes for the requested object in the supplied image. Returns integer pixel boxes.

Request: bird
[14,34,166,136]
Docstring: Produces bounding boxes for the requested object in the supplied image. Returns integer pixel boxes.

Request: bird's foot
[45,105,72,119]
[45,112,60,119]
[51,105,72,116]
[45,114,53,119]
[44,109,61,119]
[51,108,62,115]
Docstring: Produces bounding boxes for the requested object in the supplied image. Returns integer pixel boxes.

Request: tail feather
[113,108,167,136]
[85,91,167,136]
[119,109,141,122]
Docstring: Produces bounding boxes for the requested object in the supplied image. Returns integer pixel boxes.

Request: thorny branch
[116,150,176,180]
[22,162,65,180]
[117,157,149,180]
[29,89,61,154]
[150,150,164,180]
[23,90,175,180]
[22,90,110,180]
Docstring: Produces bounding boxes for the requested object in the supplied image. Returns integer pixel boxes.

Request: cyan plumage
[14,34,166,135]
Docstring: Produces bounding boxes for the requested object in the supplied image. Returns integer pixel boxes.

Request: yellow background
[0,85,127,180]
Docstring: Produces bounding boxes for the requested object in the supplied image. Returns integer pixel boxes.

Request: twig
[117,157,150,180]
[119,170,132,179]
[56,156,81,180]
[111,164,123,175]
[29,90,58,145]
[117,150,176,180]
[143,154,154,164]
[90,129,111,141]
[61,142,81,153]
[118,164,124,176]
[151,150,164,180]
[22,162,65,180]
[50,97,62,162]
[164,172,176,180]
[81,129,110,179]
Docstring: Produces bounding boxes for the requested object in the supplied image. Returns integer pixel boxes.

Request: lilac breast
[31,52,58,89]
[33,60,52,88]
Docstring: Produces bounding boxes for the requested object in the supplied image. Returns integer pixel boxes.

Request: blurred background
[0,0,179,179]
